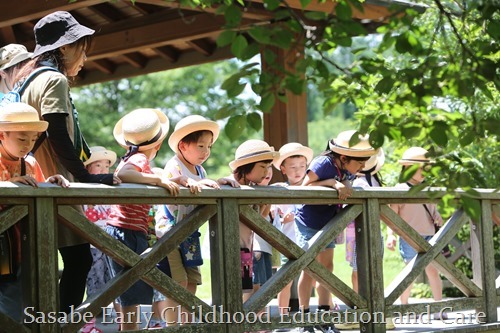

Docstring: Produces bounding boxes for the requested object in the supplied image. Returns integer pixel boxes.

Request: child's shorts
[0,267,22,322]
[252,252,272,286]
[295,220,336,250]
[399,235,433,263]
[105,225,153,307]
[153,248,202,302]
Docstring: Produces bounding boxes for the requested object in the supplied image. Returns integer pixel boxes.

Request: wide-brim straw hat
[84,146,117,167]
[229,139,280,171]
[398,147,434,166]
[0,102,48,132]
[33,11,95,57]
[168,115,220,153]
[357,148,385,176]
[113,108,169,152]
[329,130,378,158]
[0,44,32,70]
[273,142,313,170]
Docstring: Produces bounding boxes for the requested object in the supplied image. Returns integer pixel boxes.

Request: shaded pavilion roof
[0,0,424,87]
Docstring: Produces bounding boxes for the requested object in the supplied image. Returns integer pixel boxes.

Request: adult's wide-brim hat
[168,115,220,153]
[33,11,95,57]
[357,148,385,176]
[273,142,313,170]
[398,147,434,166]
[229,139,280,171]
[0,102,48,132]
[329,130,378,158]
[113,108,169,152]
[84,146,117,167]
[0,44,32,70]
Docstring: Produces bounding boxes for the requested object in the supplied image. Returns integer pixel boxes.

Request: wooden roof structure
[0,0,423,86]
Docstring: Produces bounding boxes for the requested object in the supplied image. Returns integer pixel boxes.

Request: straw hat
[229,139,280,171]
[84,146,117,167]
[0,44,32,70]
[33,11,95,57]
[0,102,48,132]
[328,130,378,158]
[168,115,220,153]
[398,147,434,166]
[113,108,169,151]
[357,148,385,176]
[273,142,313,170]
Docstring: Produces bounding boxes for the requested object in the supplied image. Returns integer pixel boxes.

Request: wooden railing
[0,183,498,333]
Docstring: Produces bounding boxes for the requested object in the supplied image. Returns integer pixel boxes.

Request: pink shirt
[390,183,442,236]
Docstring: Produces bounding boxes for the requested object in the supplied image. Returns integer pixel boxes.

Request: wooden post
[22,200,38,333]
[261,44,308,183]
[356,199,386,333]
[36,198,59,333]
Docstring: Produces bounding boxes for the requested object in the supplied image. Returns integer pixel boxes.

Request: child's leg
[277,281,293,314]
[298,270,314,311]
[316,248,334,308]
[425,264,442,301]
[120,304,140,331]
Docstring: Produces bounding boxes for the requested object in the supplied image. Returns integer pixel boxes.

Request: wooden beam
[121,52,148,68]
[153,45,180,62]
[89,3,129,22]
[88,58,116,75]
[0,26,16,44]
[187,38,215,56]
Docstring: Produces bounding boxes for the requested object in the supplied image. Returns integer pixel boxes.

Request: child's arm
[10,175,40,188]
[117,164,180,196]
[216,177,240,188]
[303,171,352,200]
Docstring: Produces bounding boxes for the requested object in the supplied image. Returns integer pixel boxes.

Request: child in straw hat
[106,108,194,331]
[271,142,313,316]
[295,130,378,333]
[150,115,238,328]
[0,102,69,322]
[0,44,32,98]
[387,147,447,320]
[228,139,279,298]
[82,146,118,333]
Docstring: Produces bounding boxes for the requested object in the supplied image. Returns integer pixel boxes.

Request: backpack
[0,66,59,107]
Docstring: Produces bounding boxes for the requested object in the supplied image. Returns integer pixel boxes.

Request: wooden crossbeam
[0,205,28,233]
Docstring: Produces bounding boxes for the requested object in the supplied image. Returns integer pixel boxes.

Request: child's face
[61,43,87,77]
[342,156,366,175]
[179,132,213,166]
[247,161,272,184]
[257,165,273,186]
[86,159,111,175]
[280,156,307,185]
[0,131,39,160]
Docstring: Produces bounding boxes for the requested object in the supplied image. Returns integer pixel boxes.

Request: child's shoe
[148,319,167,330]
[80,318,103,333]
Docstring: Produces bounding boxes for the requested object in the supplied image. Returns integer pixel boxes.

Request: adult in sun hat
[0,44,33,98]
[227,139,279,296]
[15,11,121,316]
[295,130,378,333]
[150,115,238,328]
[0,102,69,322]
[388,146,447,320]
[107,108,197,331]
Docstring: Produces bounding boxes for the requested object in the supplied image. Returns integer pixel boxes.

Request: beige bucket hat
[84,146,117,167]
[357,148,385,176]
[329,130,378,158]
[113,108,169,151]
[398,147,434,166]
[0,102,48,132]
[229,139,280,171]
[168,115,220,153]
[273,142,313,170]
[0,44,32,70]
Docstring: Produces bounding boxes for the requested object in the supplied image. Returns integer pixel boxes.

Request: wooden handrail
[0,183,498,333]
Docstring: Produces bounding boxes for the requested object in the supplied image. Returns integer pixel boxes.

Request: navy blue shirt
[295,155,352,230]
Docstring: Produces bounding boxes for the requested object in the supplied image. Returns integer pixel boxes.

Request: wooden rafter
[121,52,148,68]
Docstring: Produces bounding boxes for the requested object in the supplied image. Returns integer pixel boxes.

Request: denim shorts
[252,252,273,285]
[0,267,22,322]
[295,220,335,250]
[105,225,153,306]
[399,235,433,263]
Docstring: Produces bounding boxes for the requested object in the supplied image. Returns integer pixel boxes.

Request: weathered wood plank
[22,201,38,333]
[0,205,28,233]
[386,297,484,317]
[36,198,58,333]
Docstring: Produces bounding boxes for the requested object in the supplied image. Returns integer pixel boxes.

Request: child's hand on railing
[199,178,220,189]
[11,175,39,188]
[159,179,180,196]
[46,174,70,188]
[217,177,240,188]
[334,179,353,200]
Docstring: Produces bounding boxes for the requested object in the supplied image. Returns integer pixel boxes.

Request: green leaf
[259,93,275,112]
[224,4,243,27]
[226,82,246,97]
[335,1,352,21]
[284,76,305,95]
[247,112,262,132]
[240,42,261,61]
[300,0,312,8]
[264,0,281,11]
[214,105,236,120]
[399,164,419,183]
[304,11,328,20]
[225,115,246,140]
[369,129,384,148]
[395,33,412,53]
[402,126,421,139]
[429,125,448,146]
[216,30,236,47]
[231,34,248,59]
[248,27,271,44]
[461,196,481,221]
[375,77,394,94]
[459,130,475,147]
[220,74,240,91]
